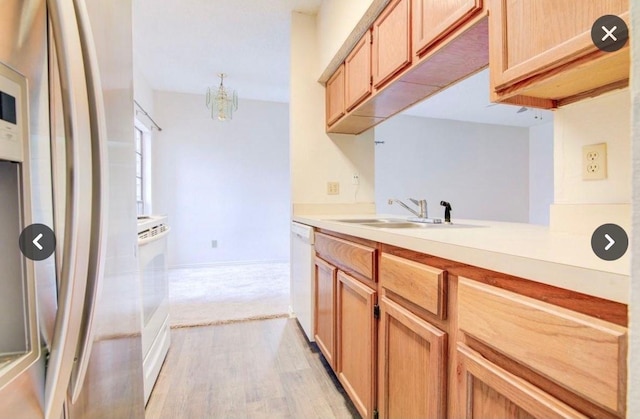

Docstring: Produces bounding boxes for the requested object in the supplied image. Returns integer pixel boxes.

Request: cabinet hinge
[373,408,379,419]
[373,304,380,319]
[370,75,373,86]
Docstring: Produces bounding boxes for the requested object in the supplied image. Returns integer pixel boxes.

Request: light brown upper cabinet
[413,0,483,56]
[489,0,629,107]
[325,64,345,127]
[345,30,373,111]
[372,0,411,89]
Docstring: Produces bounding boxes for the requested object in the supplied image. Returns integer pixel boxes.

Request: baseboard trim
[170,313,290,329]
[168,259,289,270]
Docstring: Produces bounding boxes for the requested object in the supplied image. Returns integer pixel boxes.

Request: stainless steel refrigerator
[0,1,144,418]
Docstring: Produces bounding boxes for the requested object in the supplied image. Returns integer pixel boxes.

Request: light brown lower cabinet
[378,295,447,419]
[457,344,588,419]
[314,257,337,368]
[336,271,377,419]
[312,233,628,419]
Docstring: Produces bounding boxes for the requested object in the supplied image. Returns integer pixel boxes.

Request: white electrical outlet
[327,181,340,195]
[582,143,607,180]
[352,174,359,185]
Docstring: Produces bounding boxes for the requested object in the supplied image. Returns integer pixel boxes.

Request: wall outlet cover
[327,181,340,195]
[582,143,607,180]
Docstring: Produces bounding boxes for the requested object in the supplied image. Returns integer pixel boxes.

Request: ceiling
[133,1,552,127]
[133,0,322,103]
[402,69,553,127]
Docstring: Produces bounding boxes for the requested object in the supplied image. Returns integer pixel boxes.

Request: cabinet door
[345,30,372,111]
[314,257,337,368]
[413,0,483,56]
[378,296,446,419]
[491,0,627,90]
[336,271,376,419]
[372,0,411,88]
[325,64,345,126]
[457,344,588,419]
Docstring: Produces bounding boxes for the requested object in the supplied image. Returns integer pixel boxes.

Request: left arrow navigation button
[33,233,44,250]
[19,224,56,261]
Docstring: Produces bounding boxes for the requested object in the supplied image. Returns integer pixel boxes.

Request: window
[135,126,145,215]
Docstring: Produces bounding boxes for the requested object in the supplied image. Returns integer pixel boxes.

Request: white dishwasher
[290,222,315,341]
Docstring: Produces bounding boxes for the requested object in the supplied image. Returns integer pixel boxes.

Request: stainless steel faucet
[388,198,428,219]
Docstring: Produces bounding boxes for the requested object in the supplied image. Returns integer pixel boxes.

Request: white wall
[529,122,554,225]
[628,1,639,415]
[290,12,375,214]
[554,88,631,205]
[152,92,290,267]
[133,65,154,116]
[375,115,530,222]
[316,0,375,73]
[550,88,631,233]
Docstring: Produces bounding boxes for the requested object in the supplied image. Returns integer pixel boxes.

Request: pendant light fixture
[206,73,238,121]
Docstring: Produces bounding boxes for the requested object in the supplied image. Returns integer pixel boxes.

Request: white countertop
[293,214,630,304]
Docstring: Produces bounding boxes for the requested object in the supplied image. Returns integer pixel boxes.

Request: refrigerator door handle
[68,0,110,403]
[45,1,94,418]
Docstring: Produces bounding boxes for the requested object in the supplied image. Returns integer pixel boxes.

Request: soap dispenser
[440,201,452,223]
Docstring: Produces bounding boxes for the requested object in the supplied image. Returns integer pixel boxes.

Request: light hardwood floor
[145,318,360,418]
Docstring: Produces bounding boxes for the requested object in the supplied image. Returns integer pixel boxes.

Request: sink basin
[362,222,432,229]
[362,222,482,229]
[334,218,405,223]
[332,218,482,229]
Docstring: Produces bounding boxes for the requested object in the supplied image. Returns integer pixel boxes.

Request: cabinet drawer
[457,344,588,419]
[458,278,627,415]
[379,253,446,319]
[315,233,375,281]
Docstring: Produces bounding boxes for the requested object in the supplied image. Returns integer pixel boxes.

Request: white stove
[137,215,170,405]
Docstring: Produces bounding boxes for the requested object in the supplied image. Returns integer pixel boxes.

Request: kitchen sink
[333,218,405,223]
[361,222,433,228]
[332,218,481,229]
[362,221,481,229]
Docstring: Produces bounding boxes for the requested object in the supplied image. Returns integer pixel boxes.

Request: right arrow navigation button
[591,224,628,261]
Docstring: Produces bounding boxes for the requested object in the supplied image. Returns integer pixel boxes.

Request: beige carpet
[169,262,290,328]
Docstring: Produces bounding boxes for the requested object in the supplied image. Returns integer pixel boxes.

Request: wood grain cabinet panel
[458,277,627,415]
[345,30,372,111]
[378,296,446,419]
[336,271,376,419]
[412,0,483,56]
[372,0,411,88]
[379,253,447,319]
[457,344,588,419]
[490,0,629,105]
[315,232,376,283]
[314,257,337,368]
[325,64,345,126]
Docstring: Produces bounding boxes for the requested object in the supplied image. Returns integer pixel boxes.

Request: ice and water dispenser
[0,62,39,388]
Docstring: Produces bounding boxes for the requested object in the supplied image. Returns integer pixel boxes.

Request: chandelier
[206,74,238,121]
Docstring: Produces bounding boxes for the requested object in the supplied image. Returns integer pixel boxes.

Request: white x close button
[591,15,629,52]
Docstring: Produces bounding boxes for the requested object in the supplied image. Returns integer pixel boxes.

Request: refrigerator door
[66,0,145,417]
[0,1,55,417]
[45,1,96,417]
[0,0,144,418]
